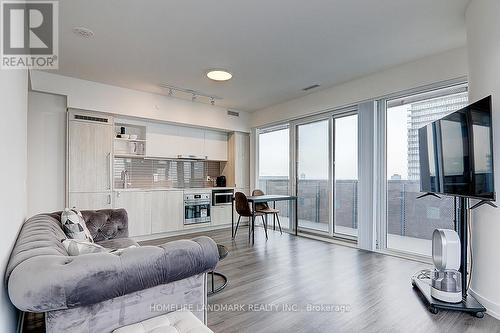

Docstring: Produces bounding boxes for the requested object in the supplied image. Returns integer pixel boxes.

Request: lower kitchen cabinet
[114,191,152,237]
[211,205,233,226]
[69,192,112,210]
[151,191,184,233]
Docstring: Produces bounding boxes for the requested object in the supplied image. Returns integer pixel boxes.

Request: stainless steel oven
[212,189,234,206]
[184,192,211,225]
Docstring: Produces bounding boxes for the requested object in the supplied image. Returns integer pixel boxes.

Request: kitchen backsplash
[114,158,222,189]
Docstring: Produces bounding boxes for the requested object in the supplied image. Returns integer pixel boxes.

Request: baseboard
[469,288,500,319]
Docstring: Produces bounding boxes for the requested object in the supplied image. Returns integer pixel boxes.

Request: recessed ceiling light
[73,27,94,38]
[206,69,232,82]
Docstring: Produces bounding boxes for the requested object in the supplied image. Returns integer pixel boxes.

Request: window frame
[375,78,468,262]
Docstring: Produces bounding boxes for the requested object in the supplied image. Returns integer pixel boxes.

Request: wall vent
[302,84,320,91]
[74,114,109,123]
[227,110,240,117]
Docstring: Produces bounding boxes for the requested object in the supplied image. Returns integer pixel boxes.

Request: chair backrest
[235,192,252,216]
[252,189,268,210]
[252,189,265,196]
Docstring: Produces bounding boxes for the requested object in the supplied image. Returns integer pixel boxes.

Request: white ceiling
[54,0,469,112]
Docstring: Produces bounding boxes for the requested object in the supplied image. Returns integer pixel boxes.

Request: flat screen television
[418,95,495,200]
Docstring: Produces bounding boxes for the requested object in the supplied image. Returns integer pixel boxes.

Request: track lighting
[158,83,221,106]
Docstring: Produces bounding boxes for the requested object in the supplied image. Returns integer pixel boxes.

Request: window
[384,83,468,256]
[258,126,291,229]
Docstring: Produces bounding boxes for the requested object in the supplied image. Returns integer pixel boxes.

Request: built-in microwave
[212,189,234,206]
[184,192,211,225]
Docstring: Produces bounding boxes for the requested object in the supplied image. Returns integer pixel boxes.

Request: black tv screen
[418,95,495,200]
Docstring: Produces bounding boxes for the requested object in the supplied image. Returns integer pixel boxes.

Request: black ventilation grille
[74,114,109,123]
[227,110,239,117]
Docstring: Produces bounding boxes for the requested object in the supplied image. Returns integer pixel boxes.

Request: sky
[259,114,360,180]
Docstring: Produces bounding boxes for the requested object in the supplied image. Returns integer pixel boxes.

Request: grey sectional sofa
[5,209,220,333]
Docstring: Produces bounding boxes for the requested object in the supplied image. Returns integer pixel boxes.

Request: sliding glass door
[257,126,291,229]
[296,119,331,233]
[333,114,358,238]
[293,111,359,239]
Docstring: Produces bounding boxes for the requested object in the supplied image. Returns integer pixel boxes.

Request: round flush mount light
[73,27,94,38]
[206,69,232,82]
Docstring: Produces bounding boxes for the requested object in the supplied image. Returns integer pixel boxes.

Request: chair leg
[261,215,268,240]
[248,216,252,242]
[234,216,241,237]
[276,214,283,235]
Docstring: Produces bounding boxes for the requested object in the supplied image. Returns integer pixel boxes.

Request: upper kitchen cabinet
[204,130,228,161]
[146,123,181,158]
[178,127,205,158]
[223,132,250,188]
[147,122,228,161]
[68,112,113,192]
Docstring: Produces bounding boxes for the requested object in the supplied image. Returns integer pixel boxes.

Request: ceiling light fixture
[206,69,232,82]
[72,27,94,38]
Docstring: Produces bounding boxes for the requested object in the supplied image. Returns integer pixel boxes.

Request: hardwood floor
[23,226,500,332]
[145,226,500,333]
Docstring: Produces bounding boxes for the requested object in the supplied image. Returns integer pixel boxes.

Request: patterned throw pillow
[61,208,94,242]
[62,239,109,256]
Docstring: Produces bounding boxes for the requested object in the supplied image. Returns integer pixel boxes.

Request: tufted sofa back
[47,209,128,242]
[5,209,128,284]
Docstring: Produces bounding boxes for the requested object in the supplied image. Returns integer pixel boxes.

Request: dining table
[231,194,298,243]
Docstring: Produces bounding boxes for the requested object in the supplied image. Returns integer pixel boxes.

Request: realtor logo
[1,0,58,69]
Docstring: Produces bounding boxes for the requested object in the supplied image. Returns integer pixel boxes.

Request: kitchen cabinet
[151,190,184,233]
[222,132,250,188]
[211,205,233,226]
[69,192,112,210]
[179,127,205,157]
[114,191,152,237]
[147,123,228,161]
[146,123,181,158]
[68,120,113,193]
[204,131,228,161]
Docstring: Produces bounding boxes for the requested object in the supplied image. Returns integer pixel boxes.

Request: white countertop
[113,187,235,192]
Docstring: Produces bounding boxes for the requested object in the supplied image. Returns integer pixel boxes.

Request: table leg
[252,201,256,243]
[273,201,276,231]
[295,198,298,236]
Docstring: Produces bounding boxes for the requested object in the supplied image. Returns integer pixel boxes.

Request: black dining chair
[252,189,283,235]
[234,192,268,240]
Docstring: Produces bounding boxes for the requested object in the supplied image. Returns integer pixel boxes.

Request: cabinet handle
[107,194,112,205]
[107,152,112,190]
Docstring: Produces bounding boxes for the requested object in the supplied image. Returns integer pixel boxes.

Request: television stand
[412,273,485,317]
[412,196,488,317]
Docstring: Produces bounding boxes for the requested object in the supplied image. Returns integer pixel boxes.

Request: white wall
[28,91,67,215]
[466,0,500,319]
[30,71,251,133]
[0,70,28,332]
[251,47,468,126]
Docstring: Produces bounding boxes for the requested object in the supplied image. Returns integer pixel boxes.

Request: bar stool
[252,189,283,235]
[234,192,268,240]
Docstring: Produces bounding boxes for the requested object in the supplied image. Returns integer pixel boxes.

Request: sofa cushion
[61,209,94,242]
[62,239,109,256]
[112,310,214,333]
[97,237,140,250]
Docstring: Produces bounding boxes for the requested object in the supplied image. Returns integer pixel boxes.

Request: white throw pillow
[62,239,109,256]
[61,208,94,242]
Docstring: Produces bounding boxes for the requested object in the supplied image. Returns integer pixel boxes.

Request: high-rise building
[407,92,469,180]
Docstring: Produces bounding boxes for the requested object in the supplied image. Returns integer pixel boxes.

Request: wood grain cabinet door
[114,191,152,237]
[151,191,184,233]
[68,121,113,192]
